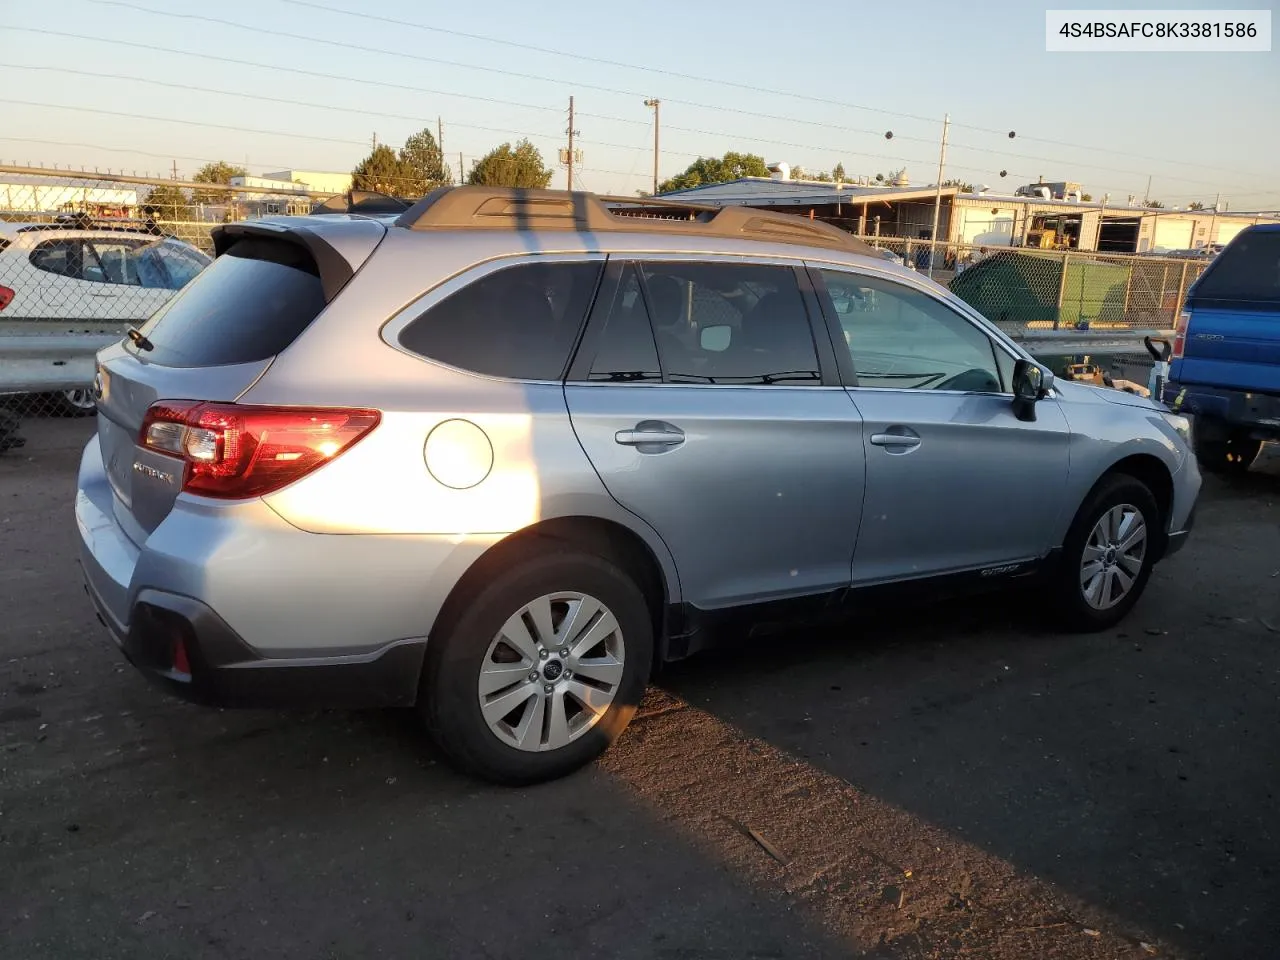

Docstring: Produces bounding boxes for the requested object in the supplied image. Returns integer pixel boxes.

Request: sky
[0,0,1276,209]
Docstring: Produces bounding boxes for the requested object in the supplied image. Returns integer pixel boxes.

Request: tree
[1145,199,1164,209]
[398,127,452,194]
[191,161,247,204]
[1188,201,1205,211]
[351,144,412,195]
[466,139,554,189]
[142,184,193,221]
[941,178,975,192]
[1081,193,1094,202]
[832,162,847,182]
[658,152,770,193]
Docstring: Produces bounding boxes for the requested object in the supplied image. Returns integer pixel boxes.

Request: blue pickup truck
[1165,224,1280,474]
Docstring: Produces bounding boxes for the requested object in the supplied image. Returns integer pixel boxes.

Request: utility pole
[171,160,178,180]
[459,152,465,185]
[437,116,445,183]
[1143,174,1152,205]
[566,96,577,190]
[927,113,950,280]
[1208,191,1221,248]
[644,98,660,196]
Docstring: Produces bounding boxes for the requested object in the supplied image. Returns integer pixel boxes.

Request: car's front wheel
[421,546,653,785]
[1055,474,1161,631]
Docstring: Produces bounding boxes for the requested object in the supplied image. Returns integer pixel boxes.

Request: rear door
[812,266,1071,584]
[1175,227,1280,394]
[95,235,335,542]
[565,257,865,611]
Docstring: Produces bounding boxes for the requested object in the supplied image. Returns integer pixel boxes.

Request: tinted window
[86,239,144,286]
[820,269,1003,392]
[1193,231,1280,304]
[639,262,820,385]
[400,261,602,381]
[155,241,209,288]
[137,238,327,368]
[29,239,87,279]
[587,265,661,383]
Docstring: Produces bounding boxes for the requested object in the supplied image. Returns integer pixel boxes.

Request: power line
[6,20,1269,198]
[1,64,572,145]
[268,0,1272,182]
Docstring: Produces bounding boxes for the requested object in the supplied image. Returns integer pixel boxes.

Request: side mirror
[699,324,732,352]
[1012,359,1050,422]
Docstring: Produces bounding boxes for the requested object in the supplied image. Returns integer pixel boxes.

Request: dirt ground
[2,419,1278,960]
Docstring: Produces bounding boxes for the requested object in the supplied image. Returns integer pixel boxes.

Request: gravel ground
[2,419,1277,960]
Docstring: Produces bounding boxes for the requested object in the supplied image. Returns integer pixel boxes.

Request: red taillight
[0,285,14,311]
[139,402,380,499]
[1172,310,1190,360]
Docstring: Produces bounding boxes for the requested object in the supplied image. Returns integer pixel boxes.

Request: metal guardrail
[0,332,121,393]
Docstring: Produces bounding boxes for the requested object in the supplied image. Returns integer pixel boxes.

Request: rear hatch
[1173,226,1280,394]
[95,219,385,542]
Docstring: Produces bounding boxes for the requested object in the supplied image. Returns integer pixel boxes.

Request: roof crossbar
[394,186,877,256]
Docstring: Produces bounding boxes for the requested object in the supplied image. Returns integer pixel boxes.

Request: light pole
[644,98,660,196]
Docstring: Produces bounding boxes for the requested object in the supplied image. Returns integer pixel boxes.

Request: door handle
[615,428,684,447]
[870,432,921,449]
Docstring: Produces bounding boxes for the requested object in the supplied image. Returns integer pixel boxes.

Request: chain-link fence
[2,171,1205,453]
[860,237,1206,335]
[1,171,332,435]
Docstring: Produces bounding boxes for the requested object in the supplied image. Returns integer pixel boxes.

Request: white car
[0,221,211,413]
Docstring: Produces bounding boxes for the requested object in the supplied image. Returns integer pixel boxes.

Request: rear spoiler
[210,220,382,303]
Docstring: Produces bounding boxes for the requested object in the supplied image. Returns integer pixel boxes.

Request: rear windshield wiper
[127,327,154,352]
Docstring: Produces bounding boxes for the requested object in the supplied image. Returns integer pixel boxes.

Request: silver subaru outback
[77,187,1200,784]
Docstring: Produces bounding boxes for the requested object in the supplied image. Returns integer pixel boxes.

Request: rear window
[399,261,603,380]
[1192,231,1280,305]
[137,238,327,367]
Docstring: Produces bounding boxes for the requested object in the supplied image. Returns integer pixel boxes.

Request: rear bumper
[83,581,426,708]
[74,434,492,709]
[1166,381,1280,440]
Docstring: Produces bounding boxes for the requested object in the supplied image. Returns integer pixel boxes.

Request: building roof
[657,177,959,207]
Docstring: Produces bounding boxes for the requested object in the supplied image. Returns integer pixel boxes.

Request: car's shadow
[652,549,1280,960]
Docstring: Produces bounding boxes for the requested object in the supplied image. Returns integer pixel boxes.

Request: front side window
[819,269,1005,393]
[637,261,820,385]
[399,260,603,381]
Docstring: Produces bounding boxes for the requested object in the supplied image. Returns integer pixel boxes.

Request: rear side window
[1193,231,1280,304]
[29,239,88,278]
[399,261,603,381]
[639,261,821,385]
[137,238,327,368]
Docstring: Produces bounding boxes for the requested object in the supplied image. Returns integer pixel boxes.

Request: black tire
[1194,433,1260,475]
[1054,474,1161,632]
[421,546,653,785]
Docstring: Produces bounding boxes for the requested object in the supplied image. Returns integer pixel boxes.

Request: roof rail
[312,190,413,215]
[394,186,877,256]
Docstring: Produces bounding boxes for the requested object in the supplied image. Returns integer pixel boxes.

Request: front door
[812,266,1071,585]
[565,258,865,611]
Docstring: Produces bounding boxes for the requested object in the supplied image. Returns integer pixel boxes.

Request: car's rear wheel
[48,388,97,418]
[1055,474,1161,632]
[1194,433,1260,475]
[421,547,652,785]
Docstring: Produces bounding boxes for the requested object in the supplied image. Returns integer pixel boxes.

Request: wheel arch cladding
[430,516,671,673]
